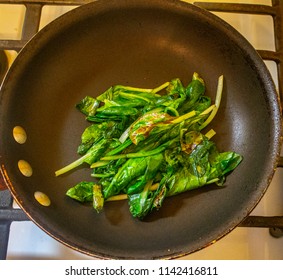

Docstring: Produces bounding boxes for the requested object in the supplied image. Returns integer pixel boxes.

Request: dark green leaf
[128,184,167,219]
[76,96,100,116]
[66,181,93,202]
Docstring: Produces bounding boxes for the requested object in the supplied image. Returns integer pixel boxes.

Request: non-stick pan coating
[0,0,281,259]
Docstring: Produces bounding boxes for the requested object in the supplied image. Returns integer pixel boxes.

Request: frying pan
[0,0,281,259]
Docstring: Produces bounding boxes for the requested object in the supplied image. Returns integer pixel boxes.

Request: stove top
[0,0,283,260]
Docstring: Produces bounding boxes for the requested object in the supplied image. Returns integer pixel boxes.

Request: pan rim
[0,0,282,259]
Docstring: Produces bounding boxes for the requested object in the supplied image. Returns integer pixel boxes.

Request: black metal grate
[0,0,283,260]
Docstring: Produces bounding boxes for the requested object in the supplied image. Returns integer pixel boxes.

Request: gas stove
[0,0,283,260]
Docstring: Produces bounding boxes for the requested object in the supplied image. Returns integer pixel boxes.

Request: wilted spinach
[55,73,242,219]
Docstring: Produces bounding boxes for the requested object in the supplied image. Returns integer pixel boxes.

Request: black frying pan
[0,0,281,259]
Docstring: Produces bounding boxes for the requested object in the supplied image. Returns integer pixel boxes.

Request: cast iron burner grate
[0,0,283,260]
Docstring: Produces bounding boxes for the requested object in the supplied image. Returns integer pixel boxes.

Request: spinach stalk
[55,138,109,176]
[199,75,223,130]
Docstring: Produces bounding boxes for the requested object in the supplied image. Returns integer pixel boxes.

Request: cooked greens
[55,73,242,219]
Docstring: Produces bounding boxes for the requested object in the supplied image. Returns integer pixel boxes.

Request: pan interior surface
[0,0,281,259]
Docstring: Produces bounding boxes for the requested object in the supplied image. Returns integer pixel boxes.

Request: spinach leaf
[66,181,93,202]
[179,72,207,114]
[165,137,242,196]
[76,96,100,117]
[103,153,163,199]
[128,183,167,219]
[77,121,117,155]
[66,182,104,212]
